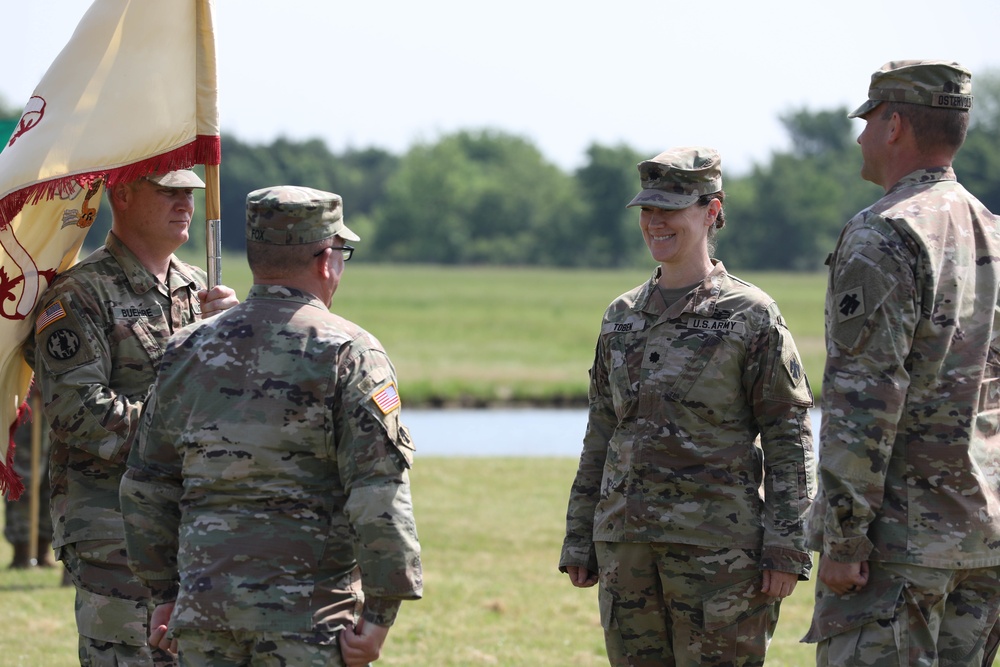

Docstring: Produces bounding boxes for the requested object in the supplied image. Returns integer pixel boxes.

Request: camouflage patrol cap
[626,146,722,210]
[145,170,205,188]
[245,185,360,245]
[848,60,973,118]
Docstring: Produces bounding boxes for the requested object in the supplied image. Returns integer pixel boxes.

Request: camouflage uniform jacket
[808,167,1000,569]
[561,261,815,576]
[29,231,206,548]
[120,285,422,632]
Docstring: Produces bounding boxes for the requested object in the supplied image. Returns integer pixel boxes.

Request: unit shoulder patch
[834,286,866,324]
[37,302,98,375]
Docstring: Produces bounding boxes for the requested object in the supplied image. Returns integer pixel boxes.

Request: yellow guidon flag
[0,0,221,498]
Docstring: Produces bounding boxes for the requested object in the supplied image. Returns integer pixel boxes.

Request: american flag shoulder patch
[372,382,401,414]
[35,301,67,334]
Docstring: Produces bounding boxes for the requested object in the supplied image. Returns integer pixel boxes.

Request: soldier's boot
[35,539,55,567]
[8,542,31,569]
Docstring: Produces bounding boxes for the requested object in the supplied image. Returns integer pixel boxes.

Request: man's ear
[108,182,130,209]
[314,247,332,281]
[886,111,905,144]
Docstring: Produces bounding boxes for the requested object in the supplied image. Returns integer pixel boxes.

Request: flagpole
[28,391,41,566]
[205,163,222,289]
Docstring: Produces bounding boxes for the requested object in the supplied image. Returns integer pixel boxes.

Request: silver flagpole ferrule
[206,218,222,289]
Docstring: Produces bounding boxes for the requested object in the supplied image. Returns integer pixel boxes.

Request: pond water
[406,408,823,457]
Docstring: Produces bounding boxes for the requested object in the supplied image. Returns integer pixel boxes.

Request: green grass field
[182,255,828,405]
[0,458,821,666]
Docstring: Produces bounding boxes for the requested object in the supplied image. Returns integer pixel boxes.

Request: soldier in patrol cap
[26,168,239,667]
[804,60,1000,666]
[122,185,422,666]
[560,147,815,666]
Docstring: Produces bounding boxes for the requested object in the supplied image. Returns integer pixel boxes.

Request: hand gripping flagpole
[205,163,222,289]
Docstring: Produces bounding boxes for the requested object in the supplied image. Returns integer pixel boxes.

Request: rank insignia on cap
[35,301,67,334]
[372,382,401,414]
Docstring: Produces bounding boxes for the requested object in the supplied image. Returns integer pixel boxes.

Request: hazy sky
[2,1,998,175]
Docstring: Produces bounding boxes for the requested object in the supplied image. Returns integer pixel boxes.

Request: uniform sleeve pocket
[829,251,899,352]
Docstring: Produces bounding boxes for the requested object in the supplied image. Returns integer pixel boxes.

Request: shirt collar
[247,284,328,311]
[634,260,729,319]
[105,231,199,295]
[886,166,956,196]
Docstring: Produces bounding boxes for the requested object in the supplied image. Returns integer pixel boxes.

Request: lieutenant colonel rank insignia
[372,383,401,414]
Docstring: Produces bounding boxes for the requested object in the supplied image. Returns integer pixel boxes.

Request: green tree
[572,143,648,267]
[374,130,579,265]
[782,108,855,156]
[955,69,1000,212]
[217,136,398,253]
[719,107,879,271]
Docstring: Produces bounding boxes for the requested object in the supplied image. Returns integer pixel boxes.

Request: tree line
[4,69,999,272]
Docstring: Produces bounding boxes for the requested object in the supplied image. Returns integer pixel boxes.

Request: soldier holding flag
[26,169,238,665]
[0,1,234,665]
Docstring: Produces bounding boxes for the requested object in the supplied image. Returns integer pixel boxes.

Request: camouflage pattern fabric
[627,146,723,210]
[597,542,781,667]
[807,560,1000,665]
[245,185,359,245]
[3,392,51,544]
[174,628,347,667]
[120,284,422,640]
[805,167,1000,655]
[848,60,973,118]
[26,229,207,660]
[807,168,1000,567]
[561,260,815,577]
[29,231,206,548]
[62,540,175,667]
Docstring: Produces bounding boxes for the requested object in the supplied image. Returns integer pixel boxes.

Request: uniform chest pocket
[109,318,165,369]
[647,329,745,426]
[607,334,641,417]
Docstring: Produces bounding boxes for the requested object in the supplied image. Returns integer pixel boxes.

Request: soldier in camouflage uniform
[803,61,1000,666]
[26,170,239,666]
[120,185,423,667]
[3,384,54,569]
[560,147,815,667]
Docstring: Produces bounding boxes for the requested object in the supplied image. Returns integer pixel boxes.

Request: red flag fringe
[0,134,220,230]
[2,399,29,501]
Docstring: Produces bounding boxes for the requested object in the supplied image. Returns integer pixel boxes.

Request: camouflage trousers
[595,541,781,667]
[62,540,176,667]
[806,560,1000,667]
[173,629,348,667]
